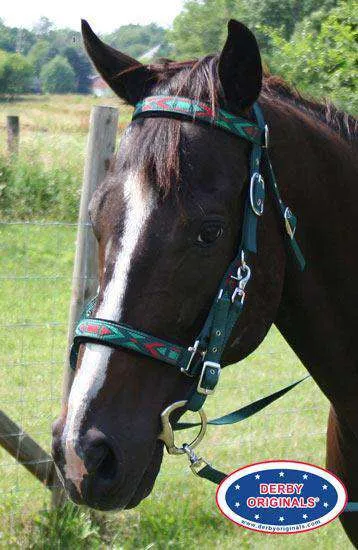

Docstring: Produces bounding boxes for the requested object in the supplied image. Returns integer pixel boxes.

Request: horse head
[52,19,287,510]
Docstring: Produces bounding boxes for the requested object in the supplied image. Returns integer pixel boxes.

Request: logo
[216,460,347,534]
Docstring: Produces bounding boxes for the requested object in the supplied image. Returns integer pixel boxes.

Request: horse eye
[197,222,224,246]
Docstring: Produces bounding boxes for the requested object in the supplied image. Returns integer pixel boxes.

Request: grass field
[0,95,353,549]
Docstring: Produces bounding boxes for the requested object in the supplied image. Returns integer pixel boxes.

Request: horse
[52,19,358,545]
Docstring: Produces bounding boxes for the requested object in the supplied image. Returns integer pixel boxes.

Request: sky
[1,0,184,33]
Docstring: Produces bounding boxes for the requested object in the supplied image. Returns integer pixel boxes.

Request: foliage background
[0,1,357,111]
[168,0,357,113]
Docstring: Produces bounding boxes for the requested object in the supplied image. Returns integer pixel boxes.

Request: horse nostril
[85,443,109,474]
[96,446,117,480]
[81,430,118,480]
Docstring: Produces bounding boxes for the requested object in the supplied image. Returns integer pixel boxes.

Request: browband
[132,95,264,145]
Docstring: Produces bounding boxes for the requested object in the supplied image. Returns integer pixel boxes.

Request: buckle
[197,361,221,395]
[284,207,297,239]
[264,124,269,149]
[181,340,206,375]
[250,172,265,216]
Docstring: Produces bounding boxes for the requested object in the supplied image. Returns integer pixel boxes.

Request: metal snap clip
[158,400,207,455]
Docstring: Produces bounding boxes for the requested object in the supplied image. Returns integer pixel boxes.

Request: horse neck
[268,99,358,408]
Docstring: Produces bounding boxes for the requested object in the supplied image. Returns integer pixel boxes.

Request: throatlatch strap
[263,151,305,271]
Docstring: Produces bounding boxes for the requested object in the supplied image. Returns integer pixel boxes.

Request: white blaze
[63,345,112,493]
[99,173,155,320]
[63,172,156,489]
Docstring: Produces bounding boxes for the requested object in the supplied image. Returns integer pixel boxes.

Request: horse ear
[81,19,157,105]
[218,20,262,111]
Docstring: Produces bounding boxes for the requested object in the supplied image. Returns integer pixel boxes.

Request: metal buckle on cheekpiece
[158,400,207,455]
[250,172,265,216]
[284,207,297,239]
[197,361,221,395]
[181,340,206,375]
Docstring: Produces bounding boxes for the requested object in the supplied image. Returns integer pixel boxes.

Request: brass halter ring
[158,400,207,455]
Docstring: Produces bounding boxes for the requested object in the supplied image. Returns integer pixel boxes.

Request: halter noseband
[69,95,307,483]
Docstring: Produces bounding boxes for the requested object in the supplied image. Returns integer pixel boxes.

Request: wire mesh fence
[0,218,331,539]
[0,220,78,532]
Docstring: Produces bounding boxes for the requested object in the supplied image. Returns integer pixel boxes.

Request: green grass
[0,95,353,548]
[0,95,132,221]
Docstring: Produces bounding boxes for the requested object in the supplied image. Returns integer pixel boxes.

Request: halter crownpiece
[69,96,311,488]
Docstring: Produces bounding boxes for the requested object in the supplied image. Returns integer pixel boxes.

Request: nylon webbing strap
[196,465,227,484]
[71,316,189,370]
[182,376,310,484]
[175,376,310,430]
[345,503,358,512]
[133,95,264,145]
[263,151,306,271]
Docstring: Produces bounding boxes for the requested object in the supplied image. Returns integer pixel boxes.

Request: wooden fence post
[0,410,55,489]
[7,115,19,155]
[52,105,119,506]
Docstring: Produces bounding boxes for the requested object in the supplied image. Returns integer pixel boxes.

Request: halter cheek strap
[133,97,305,269]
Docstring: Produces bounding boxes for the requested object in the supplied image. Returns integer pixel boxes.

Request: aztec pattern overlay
[74,318,183,366]
[133,96,263,145]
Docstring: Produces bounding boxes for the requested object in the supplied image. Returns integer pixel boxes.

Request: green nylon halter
[70,96,305,412]
[68,96,358,511]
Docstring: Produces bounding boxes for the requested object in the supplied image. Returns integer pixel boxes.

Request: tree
[32,17,55,38]
[243,0,339,40]
[0,19,36,54]
[63,46,92,93]
[104,23,169,59]
[40,55,76,93]
[27,30,93,93]
[169,0,246,58]
[268,1,358,113]
[169,0,340,57]
[27,40,57,76]
[0,50,33,94]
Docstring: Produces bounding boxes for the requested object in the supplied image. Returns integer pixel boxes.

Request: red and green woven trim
[132,96,263,145]
[70,317,188,370]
